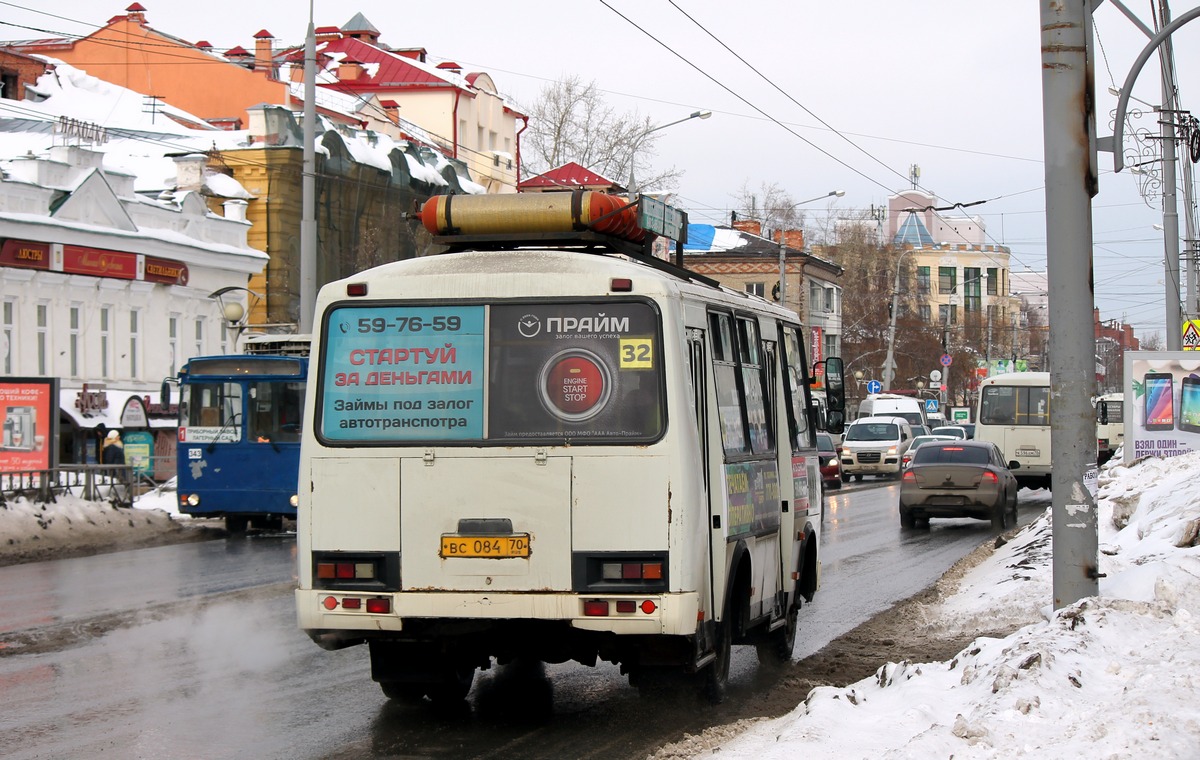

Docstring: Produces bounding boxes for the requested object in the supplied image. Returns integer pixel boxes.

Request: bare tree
[520,75,681,191]
[732,181,803,237]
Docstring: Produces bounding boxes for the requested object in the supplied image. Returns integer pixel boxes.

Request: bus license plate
[441,534,530,558]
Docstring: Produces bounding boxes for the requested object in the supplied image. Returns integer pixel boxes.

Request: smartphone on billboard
[1143,372,1175,430]
[1179,376,1200,433]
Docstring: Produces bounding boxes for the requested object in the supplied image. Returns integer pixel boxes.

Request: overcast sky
[3,1,1198,342]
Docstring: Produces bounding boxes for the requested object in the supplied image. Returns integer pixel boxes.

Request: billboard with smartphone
[1124,352,1200,461]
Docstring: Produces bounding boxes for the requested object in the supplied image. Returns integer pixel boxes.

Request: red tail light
[981,471,999,484]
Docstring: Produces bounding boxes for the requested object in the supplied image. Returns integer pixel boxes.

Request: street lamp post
[627,110,711,199]
[778,190,845,309]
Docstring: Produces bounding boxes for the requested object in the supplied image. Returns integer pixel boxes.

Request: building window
[919,304,931,322]
[745,282,765,298]
[964,267,982,313]
[0,71,17,100]
[939,303,958,325]
[824,333,838,361]
[100,307,111,378]
[169,316,179,377]
[70,305,81,378]
[130,309,141,379]
[917,266,931,294]
[36,302,48,376]
[195,318,205,358]
[2,299,13,374]
[938,267,956,295]
[986,267,999,296]
[824,287,835,312]
[809,281,821,309]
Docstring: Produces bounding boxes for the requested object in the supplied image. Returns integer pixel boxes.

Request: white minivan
[839,415,914,481]
[857,393,927,428]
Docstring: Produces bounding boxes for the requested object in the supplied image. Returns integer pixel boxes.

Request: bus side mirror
[822,357,845,413]
[160,378,171,408]
[826,409,845,435]
[1098,403,1109,425]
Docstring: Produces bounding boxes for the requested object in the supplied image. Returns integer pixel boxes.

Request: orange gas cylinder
[420,190,645,243]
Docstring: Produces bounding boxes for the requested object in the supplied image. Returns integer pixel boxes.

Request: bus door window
[737,317,774,455]
[779,326,812,449]
[709,312,747,456]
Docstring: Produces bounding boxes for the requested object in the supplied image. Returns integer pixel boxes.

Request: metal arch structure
[1102,4,1200,172]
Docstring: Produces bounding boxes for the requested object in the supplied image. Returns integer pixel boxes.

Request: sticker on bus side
[726,460,781,536]
[320,305,486,441]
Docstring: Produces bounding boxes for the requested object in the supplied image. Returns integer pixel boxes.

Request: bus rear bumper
[295,589,700,637]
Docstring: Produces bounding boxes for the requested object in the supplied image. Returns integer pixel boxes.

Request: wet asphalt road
[0,481,1050,759]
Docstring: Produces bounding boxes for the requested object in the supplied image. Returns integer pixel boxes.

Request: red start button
[546,354,605,414]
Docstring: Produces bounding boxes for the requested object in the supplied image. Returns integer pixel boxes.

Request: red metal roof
[518,162,616,191]
[317,36,463,92]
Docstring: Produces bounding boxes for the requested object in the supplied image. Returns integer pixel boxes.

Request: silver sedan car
[898,440,1020,530]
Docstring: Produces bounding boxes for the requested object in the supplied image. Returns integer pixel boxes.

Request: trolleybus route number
[357,316,462,334]
[440,534,531,558]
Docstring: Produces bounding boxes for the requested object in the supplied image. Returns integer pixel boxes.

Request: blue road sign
[866,379,882,394]
[925,398,939,413]
[940,354,953,367]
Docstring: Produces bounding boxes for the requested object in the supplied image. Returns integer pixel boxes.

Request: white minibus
[294,191,846,705]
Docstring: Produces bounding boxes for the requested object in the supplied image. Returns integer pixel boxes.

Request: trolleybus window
[184,382,243,440]
[248,380,305,443]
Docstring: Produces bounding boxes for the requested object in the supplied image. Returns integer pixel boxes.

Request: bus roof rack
[421,191,721,289]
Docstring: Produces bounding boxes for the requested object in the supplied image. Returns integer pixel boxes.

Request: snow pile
[703,450,1200,758]
[0,480,208,566]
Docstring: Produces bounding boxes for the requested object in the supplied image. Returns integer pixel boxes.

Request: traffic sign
[940,354,953,367]
[866,379,882,394]
[924,398,939,413]
[929,369,942,383]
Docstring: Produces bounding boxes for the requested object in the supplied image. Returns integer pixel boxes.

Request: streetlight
[881,248,917,391]
[627,109,711,199]
[778,190,845,308]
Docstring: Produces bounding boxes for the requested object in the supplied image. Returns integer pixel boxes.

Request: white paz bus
[294,191,846,705]
[975,371,1052,490]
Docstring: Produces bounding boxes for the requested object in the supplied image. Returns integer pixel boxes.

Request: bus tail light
[365,597,390,614]
[311,552,400,591]
[577,552,668,593]
[583,600,609,616]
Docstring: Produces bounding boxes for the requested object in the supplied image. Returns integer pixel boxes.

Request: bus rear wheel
[756,601,798,668]
[225,516,248,534]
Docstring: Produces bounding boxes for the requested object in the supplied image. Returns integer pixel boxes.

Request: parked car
[898,440,1020,530]
[930,425,968,439]
[900,434,959,468]
[839,416,914,482]
[816,432,842,492]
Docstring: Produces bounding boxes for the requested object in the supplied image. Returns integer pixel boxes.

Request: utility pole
[1158,0,1183,350]
[1040,0,1099,609]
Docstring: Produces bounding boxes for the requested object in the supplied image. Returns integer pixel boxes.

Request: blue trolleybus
[169,335,309,532]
